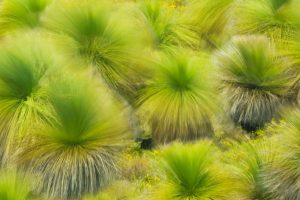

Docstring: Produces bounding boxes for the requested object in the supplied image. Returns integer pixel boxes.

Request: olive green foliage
[137,0,199,51]
[226,140,277,200]
[0,0,52,36]
[182,0,233,48]
[152,142,227,199]
[0,170,34,200]
[17,78,130,199]
[282,38,300,103]
[138,51,215,144]
[263,110,300,199]
[0,35,54,165]
[46,0,147,102]
[217,35,292,131]
[0,0,299,199]
[233,0,300,42]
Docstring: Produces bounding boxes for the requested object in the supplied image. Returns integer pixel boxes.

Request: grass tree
[0,0,52,36]
[232,0,300,42]
[262,109,300,200]
[45,0,148,103]
[138,51,215,144]
[181,0,233,48]
[0,35,54,165]
[136,0,199,52]
[280,38,300,104]
[216,35,292,132]
[0,169,34,200]
[17,77,130,200]
[152,142,229,199]
[225,140,277,200]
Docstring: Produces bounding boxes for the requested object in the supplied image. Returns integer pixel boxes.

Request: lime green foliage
[0,1,299,199]
[138,51,215,144]
[233,0,300,42]
[182,0,233,48]
[137,0,199,51]
[0,35,54,165]
[83,180,139,200]
[0,170,33,200]
[46,0,147,102]
[281,38,300,103]
[225,140,277,199]
[217,35,292,131]
[263,110,300,199]
[0,0,52,36]
[17,78,130,199]
[152,142,228,199]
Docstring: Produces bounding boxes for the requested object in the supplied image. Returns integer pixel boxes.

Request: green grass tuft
[17,77,130,199]
[138,51,216,144]
[217,35,292,131]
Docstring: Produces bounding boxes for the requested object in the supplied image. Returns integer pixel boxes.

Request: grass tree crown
[17,77,130,200]
[45,0,148,103]
[138,51,216,144]
[263,110,300,199]
[0,35,55,165]
[232,0,300,42]
[217,35,292,132]
[224,140,277,200]
[0,0,52,36]
[137,0,199,51]
[152,142,228,199]
[181,0,234,48]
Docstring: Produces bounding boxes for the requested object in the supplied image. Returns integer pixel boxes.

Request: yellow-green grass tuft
[17,77,130,199]
[138,50,216,144]
[216,35,293,132]
[45,0,148,103]
[0,0,52,36]
[151,141,229,199]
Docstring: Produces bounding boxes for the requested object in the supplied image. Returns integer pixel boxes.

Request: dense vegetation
[0,0,300,199]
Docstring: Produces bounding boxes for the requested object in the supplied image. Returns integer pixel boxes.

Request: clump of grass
[181,0,234,48]
[232,0,300,42]
[224,139,277,200]
[216,35,292,132]
[263,109,300,199]
[0,34,55,165]
[0,0,52,36]
[136,0,199,51]
[151,141,229,199]
[45,0,148,103]
[138,50,216,144]
[17,77,130,199]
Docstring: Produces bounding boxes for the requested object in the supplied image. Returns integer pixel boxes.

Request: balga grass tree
[138,51,216,144]
[232,0,300,43]
[0,0,52,37]
[263,109,300,199]
[0,35,55,165]
[151,141,229,199]
[136,0,199,52]
[181,0,234,49]
[280,38,300,104]
[225,140,277,200]
[17,77,130,200]
[216,35,292,132]
[0,169,34,200]
[45,0,148,103]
